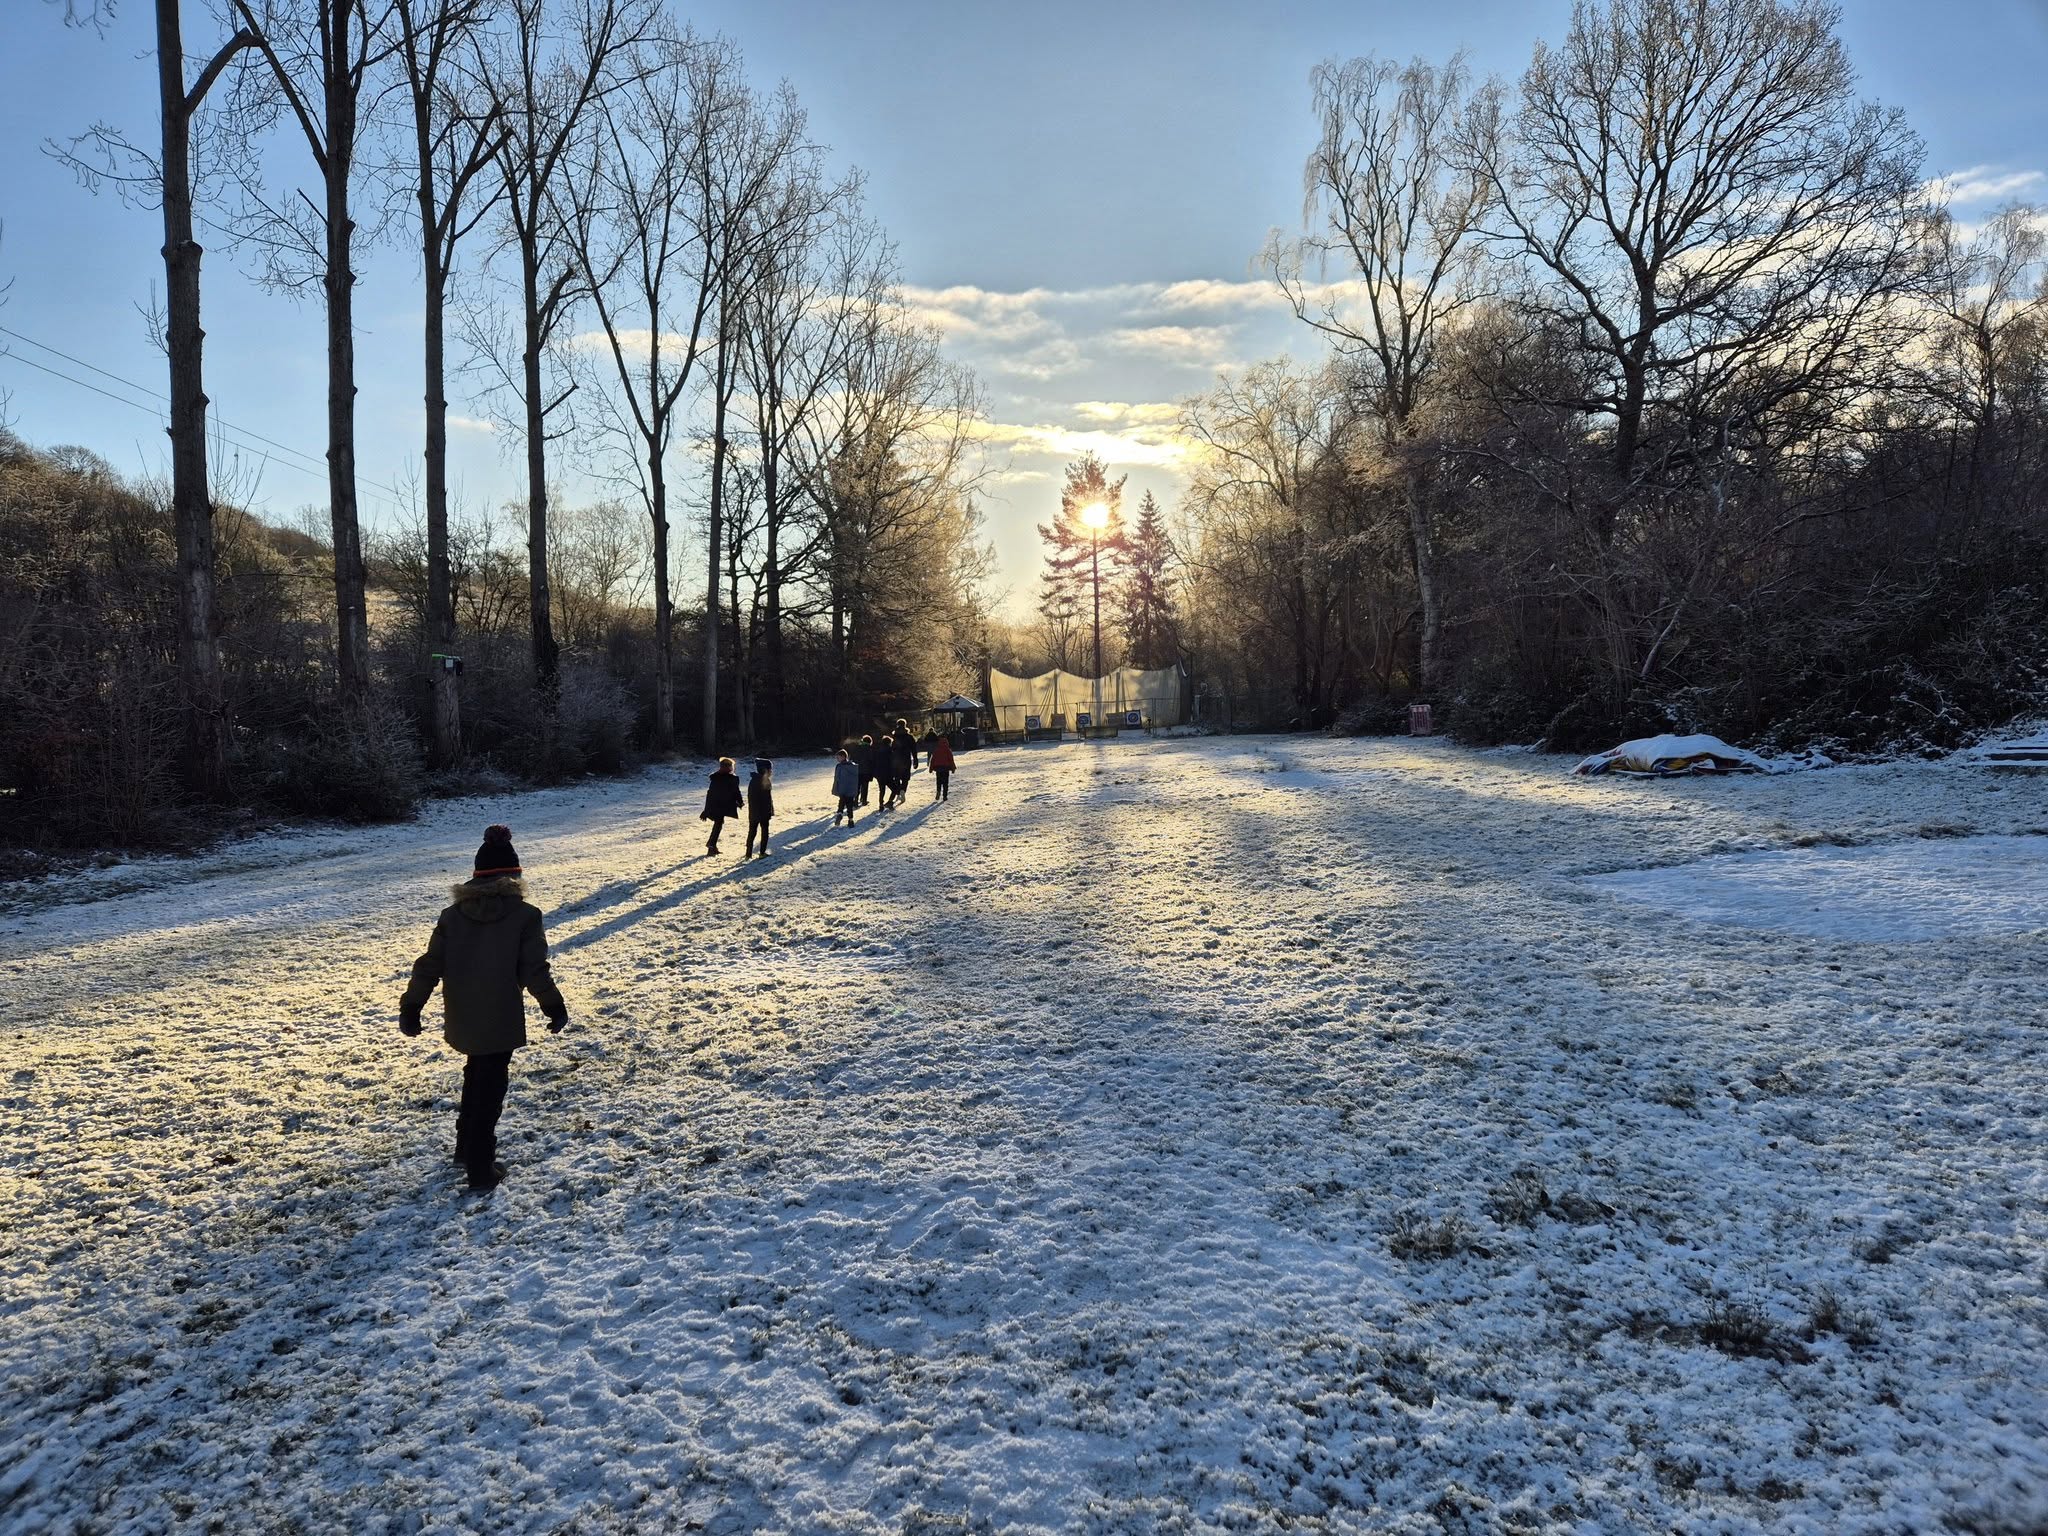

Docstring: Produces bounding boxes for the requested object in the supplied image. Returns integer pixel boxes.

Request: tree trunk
[1611,356,1647,492]
[422,237,460,765]
[830,579,849,741]
[1403,470,1444,696]
[650,459,674,751]
[323,61,370,723]
[761,422,784,737]
[156,0,230,800]
[701,358,728,751]
[728,550,751,742]
[1291,521,1311,712]
[520,252,559,703]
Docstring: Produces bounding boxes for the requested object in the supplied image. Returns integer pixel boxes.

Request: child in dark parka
[745,758,776,858]
[832,748,861,825]
[701,756,744,855]
[400,825,568,1191]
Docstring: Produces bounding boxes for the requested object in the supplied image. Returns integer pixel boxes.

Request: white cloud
[447,414,497,435]
[1070,400,1184,428]
[1156,277,1292,312]
[1108,325,1238,364]
[971,417,1190,469]
[990,337,1089,380]
[1930,166,2046,205]
[566,328,706,363]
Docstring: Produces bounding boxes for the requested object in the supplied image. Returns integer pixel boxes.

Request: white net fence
[987,666,1186,732]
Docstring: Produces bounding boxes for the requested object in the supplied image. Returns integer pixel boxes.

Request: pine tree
[1036,453,1128,677]
[1118,490,1180,669]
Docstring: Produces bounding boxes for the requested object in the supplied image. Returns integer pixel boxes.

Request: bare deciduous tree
[565,25,734,750]
[1180,359,1361,717]
[228,0,403,723]
[1478,0,1925,507]
[800,296,985,737]
[1272,52,1493,695]
[732,171,866,736]
[473,0,656,704]
[390,0,502,766]
[46,0,256,796]
[1919,200,2048,527]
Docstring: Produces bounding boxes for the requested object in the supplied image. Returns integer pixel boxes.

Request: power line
[0,321,384,493]
[2,348,409,514]
[0,322,420,514]
[3,322,322,482]
[2,350,167,423]
[0,322,352,489]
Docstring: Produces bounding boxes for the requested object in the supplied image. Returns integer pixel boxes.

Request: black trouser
[746,812,772,854]
[835,794,857,824]
[857,770,872,806]
[455,1050,513,1173]
[934,767,951,800]
[705,814,729,851]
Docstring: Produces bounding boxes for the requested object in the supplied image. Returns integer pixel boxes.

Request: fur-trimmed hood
[450,875,527,921]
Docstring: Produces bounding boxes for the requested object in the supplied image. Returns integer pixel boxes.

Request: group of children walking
[400,720,965,1193]
[697,756,776,858]
[699,719,959,854]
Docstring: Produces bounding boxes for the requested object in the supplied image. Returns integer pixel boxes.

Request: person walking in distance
[889,719,916,807]
[928,730,956,801]
[832,748,861,826]
[855,734,877,808]
[745,757,776,858]
[701,757,743,856]
[874,731,898,812]
[399,825,568,1192]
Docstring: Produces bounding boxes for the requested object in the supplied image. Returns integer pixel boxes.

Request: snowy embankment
[2,738,2044,1534]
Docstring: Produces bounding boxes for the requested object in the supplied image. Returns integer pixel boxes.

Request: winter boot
[466,1161,506,1192]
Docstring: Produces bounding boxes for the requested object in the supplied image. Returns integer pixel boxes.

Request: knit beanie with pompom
[473,824,522,878]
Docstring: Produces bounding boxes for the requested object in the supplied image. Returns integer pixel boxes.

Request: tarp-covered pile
[1574,733,1773,777]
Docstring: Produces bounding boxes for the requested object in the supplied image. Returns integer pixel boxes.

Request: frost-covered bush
[250,700,421,823]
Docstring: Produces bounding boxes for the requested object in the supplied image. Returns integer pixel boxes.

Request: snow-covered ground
[3,736,2044,1535]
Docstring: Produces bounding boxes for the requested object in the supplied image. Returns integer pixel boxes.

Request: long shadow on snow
[554,804,936,953]
[868,798,941,843]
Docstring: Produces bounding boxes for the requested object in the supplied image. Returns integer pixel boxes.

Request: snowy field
[2,736,2045,1535]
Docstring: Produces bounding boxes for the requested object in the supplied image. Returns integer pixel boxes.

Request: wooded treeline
[10,0,991,847]
[1176,0,2048,751]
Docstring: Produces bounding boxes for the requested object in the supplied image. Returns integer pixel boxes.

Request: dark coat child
[701,759,744,854]
[857,735,879,806]
[890,723,916,794]
[873,732,898,810]
[832,752,861,825]
[745,759,776,857]
[400,825,567,1191]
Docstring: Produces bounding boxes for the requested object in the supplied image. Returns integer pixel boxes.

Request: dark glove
[548,1014,568,1035]
[399,1013,422,1038]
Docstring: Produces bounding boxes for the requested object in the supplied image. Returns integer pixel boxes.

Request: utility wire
[0,322,421,514]
[1,321,331,481]
[3,348,408,515]
[3,350,168,422]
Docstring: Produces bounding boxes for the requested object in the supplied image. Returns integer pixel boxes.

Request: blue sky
[3,0,2045,610]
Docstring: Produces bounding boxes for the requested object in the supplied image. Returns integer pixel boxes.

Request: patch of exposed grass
[1386,1209,1477,1261]
[1485,1170,1550,1227]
